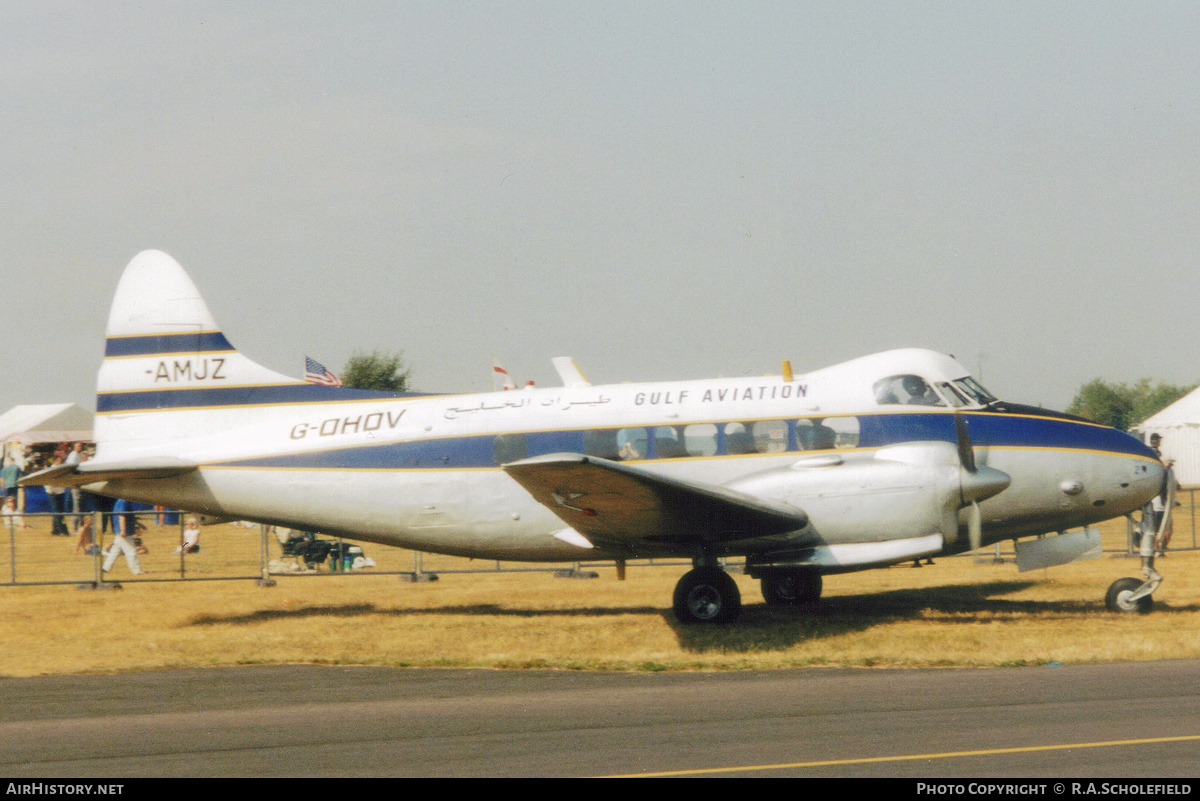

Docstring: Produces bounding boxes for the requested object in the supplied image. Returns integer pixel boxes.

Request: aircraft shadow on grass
[669,579,1200,653]
[183,578,1198,657]
[184,603,665,627]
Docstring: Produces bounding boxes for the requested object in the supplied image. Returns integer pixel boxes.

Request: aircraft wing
[19,458,198,488]
[502,453,807,548]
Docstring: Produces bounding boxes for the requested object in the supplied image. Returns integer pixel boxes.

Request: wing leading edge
[502,453,807,549]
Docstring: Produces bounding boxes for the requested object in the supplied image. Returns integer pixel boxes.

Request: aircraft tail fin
[94,250,302,448]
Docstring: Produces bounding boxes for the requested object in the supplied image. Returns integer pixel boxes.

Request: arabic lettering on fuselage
[444,395,613,419]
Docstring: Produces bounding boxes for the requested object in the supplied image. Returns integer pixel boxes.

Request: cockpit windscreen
[952,377,996,405]
[875,374,997,408]
[874,375,945,407]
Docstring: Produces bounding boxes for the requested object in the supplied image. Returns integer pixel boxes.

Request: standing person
[102,499,144,575]
[0,456,20,509]
[45,456,70,536]
[1156,458,1179,557]
[65,443,84,530]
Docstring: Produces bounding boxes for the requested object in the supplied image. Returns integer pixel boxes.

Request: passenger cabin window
[652,426,688,459]
[584,428,620,460]
[824,416,860,449]
[617,427,648,460]
[752,420,789,453]
[683,424,718,457]
[797,417,855,450]
[723,423,757,455]
[874,375,946,407]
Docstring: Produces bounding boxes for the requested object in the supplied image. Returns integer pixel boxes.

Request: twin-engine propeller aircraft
[26,251,1170,623]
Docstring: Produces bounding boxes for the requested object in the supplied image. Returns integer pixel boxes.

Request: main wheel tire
[673,568,741,624]
[1105,576,1154,614]
[761,570,823,606]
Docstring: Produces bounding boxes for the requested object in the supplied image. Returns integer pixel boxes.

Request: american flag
[305,356,342,387]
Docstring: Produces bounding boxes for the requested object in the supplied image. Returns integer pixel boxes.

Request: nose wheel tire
[1105,577,1154,614]
[673,568,741,624]
[761,570,822,606]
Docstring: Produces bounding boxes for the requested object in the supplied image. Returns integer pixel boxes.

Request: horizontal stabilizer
[502,453,807,548]
[19,458,198,488]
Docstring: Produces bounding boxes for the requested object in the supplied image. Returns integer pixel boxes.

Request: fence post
[257,523,276,587]
[7,510,14,585]
[403,550,437,582]
[92,511,102,585]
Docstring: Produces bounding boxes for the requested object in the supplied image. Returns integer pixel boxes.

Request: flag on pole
[305,356,342,387]
[492,359,516,391]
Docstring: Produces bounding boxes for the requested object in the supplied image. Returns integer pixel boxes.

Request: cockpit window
[952,377,996,405]
[937,382,971,408]
[874,375,946,407]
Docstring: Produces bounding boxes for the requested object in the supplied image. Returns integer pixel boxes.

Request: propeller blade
[955,413,977,473]
[968,501,982,551]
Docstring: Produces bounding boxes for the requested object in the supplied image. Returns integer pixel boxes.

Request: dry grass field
[2,509,1198,677]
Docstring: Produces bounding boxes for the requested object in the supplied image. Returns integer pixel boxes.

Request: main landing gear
[760,569,822,607]
[673,567,741,624]
[671,564,827,624]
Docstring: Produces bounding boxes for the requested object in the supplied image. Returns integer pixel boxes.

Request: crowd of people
[1,441,202,575]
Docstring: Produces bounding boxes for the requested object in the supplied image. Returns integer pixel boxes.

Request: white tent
[0,404,93,446]
[1133,389,1200,487]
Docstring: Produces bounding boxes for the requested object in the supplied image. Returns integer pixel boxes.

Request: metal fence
[3,491,1197,588]
[0,509,684,587]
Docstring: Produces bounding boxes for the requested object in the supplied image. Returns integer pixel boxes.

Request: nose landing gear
[1108,478,1172,614]
[1105,572,1158,614]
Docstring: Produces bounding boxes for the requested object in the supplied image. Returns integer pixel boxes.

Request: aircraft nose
[1144,458,1166,499]
[1121,437,1165,510]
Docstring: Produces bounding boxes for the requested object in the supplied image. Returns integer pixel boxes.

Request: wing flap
[502,453,807,546]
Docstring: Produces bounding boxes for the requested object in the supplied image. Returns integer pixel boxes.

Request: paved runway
[3,660,1199,777]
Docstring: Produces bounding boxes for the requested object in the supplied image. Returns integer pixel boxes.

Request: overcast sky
[4,2,1200,415]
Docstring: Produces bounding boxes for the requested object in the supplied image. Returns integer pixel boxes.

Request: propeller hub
[961,465,1011,504]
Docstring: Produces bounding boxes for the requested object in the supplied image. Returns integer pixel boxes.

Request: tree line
[341,350,411,392]
[1067,379,1197,431]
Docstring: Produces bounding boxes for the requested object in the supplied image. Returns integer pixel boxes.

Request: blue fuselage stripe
[210,412,1157,470]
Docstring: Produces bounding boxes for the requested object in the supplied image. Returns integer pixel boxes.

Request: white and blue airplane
[26,251,1170,623]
